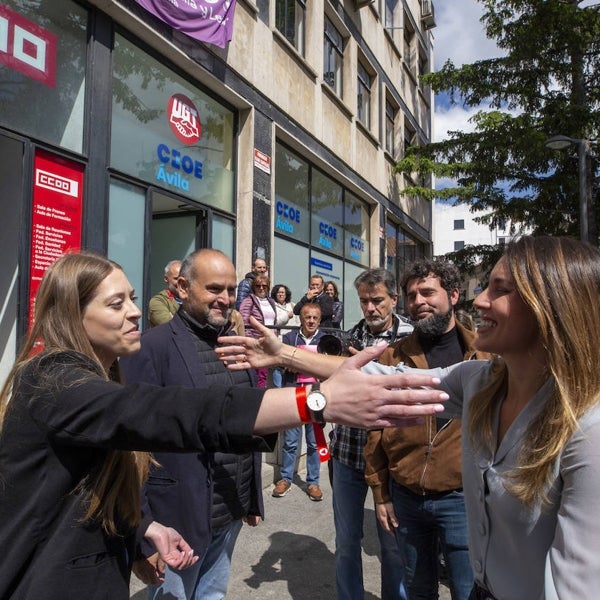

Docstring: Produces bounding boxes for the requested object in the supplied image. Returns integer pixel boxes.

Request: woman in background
[239,274,278,387]
[324,281,343,329]
[271,283,299,330]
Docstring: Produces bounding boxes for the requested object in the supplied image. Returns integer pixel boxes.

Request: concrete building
[0,0,436,384]
[433,200,518,255]
[433,199,529,301]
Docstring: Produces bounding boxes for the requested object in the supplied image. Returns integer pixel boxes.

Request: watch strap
[295,386,311,423]
[295,386,330,462]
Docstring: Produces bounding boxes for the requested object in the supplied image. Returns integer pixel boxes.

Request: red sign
[254,148,271,175]
[29,150,84,328]
[168,93,202,145]
[0,4,57,87]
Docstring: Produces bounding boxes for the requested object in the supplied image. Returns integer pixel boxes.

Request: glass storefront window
[311,169,343,256]
[212,214,235,259]
[385,218,425,308]
[0,1,87,153]
[108,179,145,319]
[344,262,366,328]
[344,192,370,266]
[273,236,309,304]
[386,220,398,277]
[274,144,310,242]
[111,34,235,213]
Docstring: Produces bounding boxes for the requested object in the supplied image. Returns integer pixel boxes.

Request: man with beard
[121,249,263,600]
[364,259,490,600]
[331,268,413,600]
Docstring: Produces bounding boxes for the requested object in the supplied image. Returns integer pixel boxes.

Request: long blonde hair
[468,236,600,506]
[0,252,151,534]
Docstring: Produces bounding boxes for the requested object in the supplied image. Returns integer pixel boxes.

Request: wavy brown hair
[468,236,600,507]
[0,252,151,535]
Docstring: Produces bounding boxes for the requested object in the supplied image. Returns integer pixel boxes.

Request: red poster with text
[29,150,84,329]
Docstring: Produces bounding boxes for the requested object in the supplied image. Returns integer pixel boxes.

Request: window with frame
[357,61,372,128]
[454,240,465,251]
[418,45,431,96]
[275,0,305,55]
[384,0,402,46]
[404,19,416,76]
[403,119,417,156]
[324,16,344,98]
[385,98,398,156]
[454,219,465,230]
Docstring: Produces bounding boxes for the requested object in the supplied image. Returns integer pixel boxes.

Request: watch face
[307,391,327,411]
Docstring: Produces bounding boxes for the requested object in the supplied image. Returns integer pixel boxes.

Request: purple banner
[133,0,237,48]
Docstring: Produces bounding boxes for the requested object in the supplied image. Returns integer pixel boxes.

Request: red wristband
[295,386,311,423]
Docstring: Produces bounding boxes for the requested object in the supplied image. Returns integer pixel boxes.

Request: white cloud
[434,0,501,68]
[432,1,504,142]
[433,104,480,142]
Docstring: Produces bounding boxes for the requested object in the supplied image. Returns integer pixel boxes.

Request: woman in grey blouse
[218,235,600,600]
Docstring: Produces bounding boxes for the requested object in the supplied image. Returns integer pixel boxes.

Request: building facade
[0,0,435,384]
[433,200,519,255]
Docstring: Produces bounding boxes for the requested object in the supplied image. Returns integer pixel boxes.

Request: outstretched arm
[251,343,448,432]
[216,316,342,380]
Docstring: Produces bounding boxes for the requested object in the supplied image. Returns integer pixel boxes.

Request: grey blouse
[363,359,600,600]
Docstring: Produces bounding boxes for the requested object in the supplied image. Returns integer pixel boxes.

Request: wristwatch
[306,382,327,424]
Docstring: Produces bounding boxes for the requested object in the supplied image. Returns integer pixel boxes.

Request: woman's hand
[216,316,283,368]
[144,521,198,574]
[319,343,448,428]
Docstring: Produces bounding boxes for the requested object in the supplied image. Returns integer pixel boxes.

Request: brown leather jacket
[364,322,491,501]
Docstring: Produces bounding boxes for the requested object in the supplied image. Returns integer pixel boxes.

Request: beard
[206,308,231,329]
[364,315,389,331]
[413,306,453,338]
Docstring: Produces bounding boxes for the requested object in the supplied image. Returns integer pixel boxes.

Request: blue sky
[432,1,501,142]
[432,0,598,142]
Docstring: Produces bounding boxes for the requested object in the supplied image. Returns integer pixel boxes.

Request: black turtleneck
[419,326,464,369]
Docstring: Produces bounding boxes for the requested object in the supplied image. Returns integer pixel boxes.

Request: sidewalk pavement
[130,460,451,599]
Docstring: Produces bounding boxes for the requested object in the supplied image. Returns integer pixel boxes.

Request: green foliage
[398,0,600,261]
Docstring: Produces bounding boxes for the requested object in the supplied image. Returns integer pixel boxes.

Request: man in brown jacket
[365,259,490,600]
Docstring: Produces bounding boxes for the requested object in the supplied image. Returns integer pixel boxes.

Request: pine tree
[398,0,600,266]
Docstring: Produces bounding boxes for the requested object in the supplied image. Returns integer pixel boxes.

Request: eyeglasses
[255,285,268,289]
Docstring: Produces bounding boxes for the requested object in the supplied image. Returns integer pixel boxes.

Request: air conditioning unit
[421,0,437,29]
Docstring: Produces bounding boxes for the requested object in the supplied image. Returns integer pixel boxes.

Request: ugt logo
[0,4,57,87]
[168,93,202,146]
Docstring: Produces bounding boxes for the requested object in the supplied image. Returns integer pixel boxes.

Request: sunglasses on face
[255,285,268,289]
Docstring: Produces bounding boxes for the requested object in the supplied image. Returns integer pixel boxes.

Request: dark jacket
[235,271,255,310]
[364,323,491,500]
[120,312,264,556]
[293,291,335,328]
[0,350,271,600]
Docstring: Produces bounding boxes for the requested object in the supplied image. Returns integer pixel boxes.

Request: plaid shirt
[330,313,413,471]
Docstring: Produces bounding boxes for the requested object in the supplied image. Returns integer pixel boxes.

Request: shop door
[147,191,209,325]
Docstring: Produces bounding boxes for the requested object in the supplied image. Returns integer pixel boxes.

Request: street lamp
[544,134,595,243]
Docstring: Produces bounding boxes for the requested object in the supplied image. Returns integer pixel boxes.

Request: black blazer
[0,350,271,599]
[120,313,265,558]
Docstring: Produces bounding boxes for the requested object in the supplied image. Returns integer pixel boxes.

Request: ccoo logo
[0,5,57,87]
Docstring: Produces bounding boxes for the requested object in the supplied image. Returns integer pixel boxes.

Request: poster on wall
[29,149,84,329]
